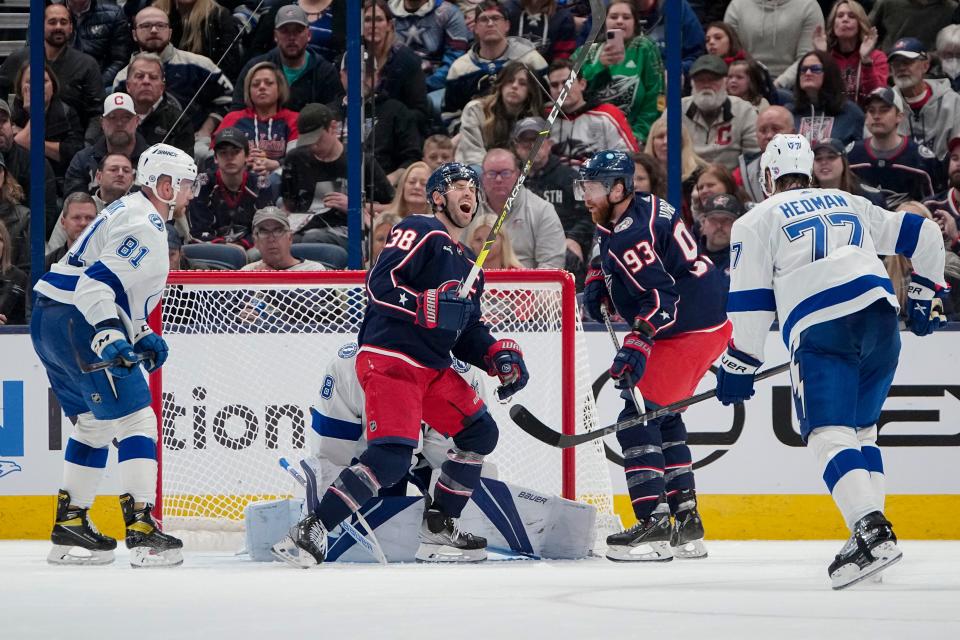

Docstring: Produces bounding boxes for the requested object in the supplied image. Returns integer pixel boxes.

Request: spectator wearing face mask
[934,25,960,93]
[681,55,760,171]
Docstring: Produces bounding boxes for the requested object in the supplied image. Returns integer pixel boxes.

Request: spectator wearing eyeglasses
[114,7,234,157]
[682,55,760,172]
[847,88,939,207]
[0,4,105,135]
[503,0,577,63]
[788,50,865,146]
[455,60,543,166]
[888,37,960,162]
[444,1,548,115]
[574,1,664,145]
[545,58,639,167]
[242,207,328,271]
[477,147,565,269]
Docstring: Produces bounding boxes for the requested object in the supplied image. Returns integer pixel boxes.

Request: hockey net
[152,270,618,545]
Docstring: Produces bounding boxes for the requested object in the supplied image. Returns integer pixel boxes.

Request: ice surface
[2,541,958,639]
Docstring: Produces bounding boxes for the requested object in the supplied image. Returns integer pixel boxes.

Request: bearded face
[692,86,728,113]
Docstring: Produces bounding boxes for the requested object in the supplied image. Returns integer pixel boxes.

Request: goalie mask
[760,134,814,196]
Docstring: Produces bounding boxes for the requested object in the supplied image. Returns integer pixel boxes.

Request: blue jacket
[66,0,133,86]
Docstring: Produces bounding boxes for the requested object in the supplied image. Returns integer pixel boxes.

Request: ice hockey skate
[120,494,183,568]
[47,490,116,565]
[670,489,707,559]
[271,514,328,569]
[828,511,902,590]
[606,503,673,562]
[415,505,487,562]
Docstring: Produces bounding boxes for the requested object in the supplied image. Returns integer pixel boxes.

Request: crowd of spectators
[1,0,960,327]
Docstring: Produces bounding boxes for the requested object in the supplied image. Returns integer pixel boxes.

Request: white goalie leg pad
[809,426,882,530]
[857,426,885,512]
[244,498,305,562]
[63,412,116,508]
[115,407,159,505]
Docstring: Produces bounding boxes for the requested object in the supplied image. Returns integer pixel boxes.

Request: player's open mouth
[459,203,472,214]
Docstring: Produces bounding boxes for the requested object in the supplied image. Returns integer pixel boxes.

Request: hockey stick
[457,0,607,299]
[600,306,645,417]
[79,353,154,374]
[511,362,791,448]
[278,458,388,565]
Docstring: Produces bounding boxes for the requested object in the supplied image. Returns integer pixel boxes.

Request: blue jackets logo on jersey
[614,217,633,232]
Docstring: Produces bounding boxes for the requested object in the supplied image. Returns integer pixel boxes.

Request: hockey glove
[485,339,529,401]
[609,332,652,389]
[90,321,138,378]
[133,324,168,373]
[583,266,610,323]
[415,288,473,333]
[716,343,763,406]
[906,273,949,337]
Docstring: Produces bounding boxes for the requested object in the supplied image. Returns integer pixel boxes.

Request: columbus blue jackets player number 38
[716,134,948,589]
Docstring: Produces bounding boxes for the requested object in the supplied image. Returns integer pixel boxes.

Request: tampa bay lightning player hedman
[32,143,198,568]
[716,134,948,589]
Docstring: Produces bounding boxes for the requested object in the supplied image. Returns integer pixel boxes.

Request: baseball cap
[166,223,183,251]
[0,99,10,117]
[947,136,960,155]
[512,116,548,140]
[702,194,745,219]
[689,54,728,78]
[812,137,847,156]
[864,87,904,112]
[275,5,309,29]
[297,103,337,147]
[252,206,291,230]
[104,92,136,116]
[213,127,249,152]
[888,37,927,60]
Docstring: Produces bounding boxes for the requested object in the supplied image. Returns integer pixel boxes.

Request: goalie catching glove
[415,285,474,333]
[485,339,529,401]
[715,342,762,406]
[905,273,949,337]
[91,320,139,378]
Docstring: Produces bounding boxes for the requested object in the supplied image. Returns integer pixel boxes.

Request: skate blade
[606,541,674,562]
[831,542,902,590]
[129,546,184,568]
[671,539,708,559]
[415,543,487,563]
[47,544,114,566]
[270,536,320,569]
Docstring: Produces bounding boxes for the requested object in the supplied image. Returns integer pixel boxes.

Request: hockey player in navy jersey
[578,151,731,562]
[272,163,529,567]
[717,134,948,589]
[32,143,198,568]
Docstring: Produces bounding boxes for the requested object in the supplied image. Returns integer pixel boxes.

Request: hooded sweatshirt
[724,0,824,78]
[894,78,960,160]
[444,36,548,114]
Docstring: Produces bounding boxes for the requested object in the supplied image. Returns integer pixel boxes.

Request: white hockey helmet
[759,134,814,196]
[136,143,199,205]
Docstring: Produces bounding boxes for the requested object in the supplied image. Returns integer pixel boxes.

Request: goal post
[150,269,616,538]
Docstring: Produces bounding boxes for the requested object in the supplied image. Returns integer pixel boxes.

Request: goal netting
[152,270,619,546]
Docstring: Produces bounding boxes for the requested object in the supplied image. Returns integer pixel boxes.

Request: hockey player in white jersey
[716,134,948,589]
[32,143,198,567]
[301,341,491,507]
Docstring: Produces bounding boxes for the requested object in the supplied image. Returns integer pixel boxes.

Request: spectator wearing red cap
[888,37,960,161]
[848,87,940,206]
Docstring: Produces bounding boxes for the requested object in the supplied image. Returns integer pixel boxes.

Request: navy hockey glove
[609,332,652,389]
[90,321,138,378]
[485,339,529,401]
[415,288,473,332]
[716,343,762,406]
[582,266,610,322]
[133,324,168,373]
[906,273,949,337]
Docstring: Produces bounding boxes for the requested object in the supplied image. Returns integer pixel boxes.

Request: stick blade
[509,405,563,447]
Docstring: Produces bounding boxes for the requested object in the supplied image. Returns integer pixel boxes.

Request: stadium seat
[291,243,348,269]
[182,243,248,270]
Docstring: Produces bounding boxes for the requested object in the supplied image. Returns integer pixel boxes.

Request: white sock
[857,426,885,512]
[62,437,108,509]
[808,426,882,530]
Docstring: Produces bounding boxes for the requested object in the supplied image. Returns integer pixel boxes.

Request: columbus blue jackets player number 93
[716,134,948,589]
[32,143,199,568]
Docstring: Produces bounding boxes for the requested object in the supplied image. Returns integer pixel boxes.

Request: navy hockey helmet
[575,150,634,200]
[426,162,481,205]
